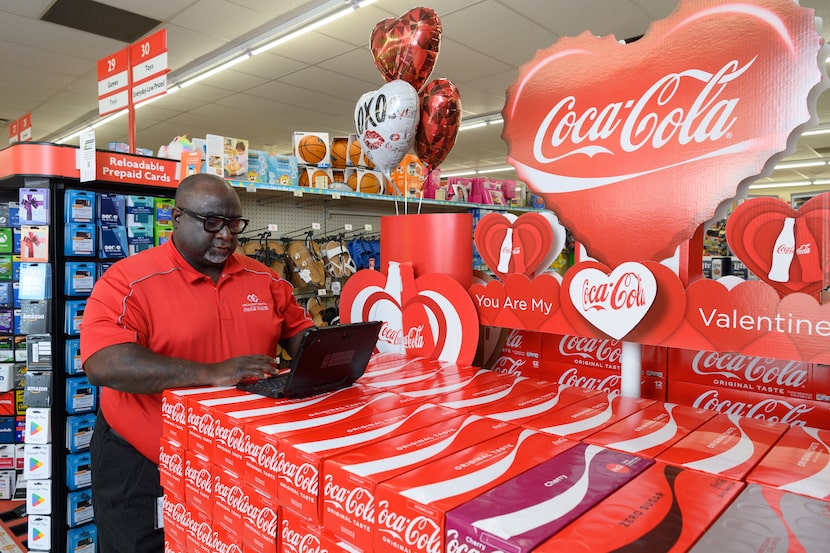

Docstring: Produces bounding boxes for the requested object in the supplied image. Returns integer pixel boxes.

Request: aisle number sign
[97,29,169,116]
[8,113,32,144]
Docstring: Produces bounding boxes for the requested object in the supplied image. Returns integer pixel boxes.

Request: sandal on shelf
[307,297,326,327]
[325,240,353,278]
[287,240,326,289]
[340,239,357,276]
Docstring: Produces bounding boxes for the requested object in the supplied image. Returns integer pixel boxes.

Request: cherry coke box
[667,348,815,401]
[277,403,459,523]
[213,387,401,474]
[444,442,653,553]
[433,374,557,412]
[747,424,830,500]
[522,394,655,442]
[321,414,517,551]
[668,380,830,429]
[585,401,716,458]
[469,384,601,425]
[688,484,830,553]
[372,428,576,553]
[242,391,423,499]
[535,462,744,552]
[657,413,788,480]
[161,386,243,445]
[241,486,279,553]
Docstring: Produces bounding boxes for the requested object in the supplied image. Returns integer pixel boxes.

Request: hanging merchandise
[370,6,442,93]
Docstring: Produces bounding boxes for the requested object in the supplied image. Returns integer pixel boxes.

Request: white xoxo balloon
[354,79,419,177]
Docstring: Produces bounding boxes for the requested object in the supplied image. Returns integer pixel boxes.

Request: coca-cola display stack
[155,348,830,553]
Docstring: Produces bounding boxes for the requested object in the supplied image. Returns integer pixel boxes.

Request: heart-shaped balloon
[726,193,829,297]
[370,7,442,92]
[416,78,461,170]
[501,0,826,267]
[354,80,419,176]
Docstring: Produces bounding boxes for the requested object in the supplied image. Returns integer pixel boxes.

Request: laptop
[236,320,382,399]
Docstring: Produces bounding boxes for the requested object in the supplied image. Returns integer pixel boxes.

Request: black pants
[90,410,164,553]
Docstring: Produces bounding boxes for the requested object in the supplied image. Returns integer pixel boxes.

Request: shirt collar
[162,237,244,283]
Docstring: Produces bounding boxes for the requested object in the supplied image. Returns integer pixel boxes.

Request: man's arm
[83,342,279,394]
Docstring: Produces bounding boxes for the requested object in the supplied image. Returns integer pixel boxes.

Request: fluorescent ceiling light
[748,180,812,189]
[477,166,514,174]
[459,121,487,131]
[774,159,827,170]
[802,126,830,136]
[180,55,251,88]
[442,170,478,177]
[251,6,354,55]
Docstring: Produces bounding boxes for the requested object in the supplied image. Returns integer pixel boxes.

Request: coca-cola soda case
[468,383,601,425]
[431,374,557,412]
[372,428,576,553]
[746,424,830,501]
[657,413,788,480]
[535,462,744,552]
[585,401,716,458]
[444,442,653,553]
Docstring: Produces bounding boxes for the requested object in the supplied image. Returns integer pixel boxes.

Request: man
[80,174,314,552]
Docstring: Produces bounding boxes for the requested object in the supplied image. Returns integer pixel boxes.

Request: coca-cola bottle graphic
[794,217,822,282]
[497,228,514,273]
[768,217,795,282]
[370,261,416,354]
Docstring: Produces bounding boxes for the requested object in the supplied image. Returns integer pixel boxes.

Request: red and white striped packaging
[585,401,716,458]
[187,392,285,456]
[667,380,830,429]
[159,436,185,498]
[667,348,815,401]
[522,394,655,442]
[657,412,788,480]
[321,414,516,551]
[161,386,242,445]
[470,384,601,426]
[186,516,241,553]
[212,386,395,474]
[277,403,459,523]
[541,333,622,371]
[183,449,214,519]
[746,424,830,500]
[161,490,189,546]
[373,367,512,401]
[242,486,279,553]
[279,507,324,553]
[212,464,245,541]
[359,362,476,391]
[372,428,576,553]
[432,374,556,412]
[539,361,667,402]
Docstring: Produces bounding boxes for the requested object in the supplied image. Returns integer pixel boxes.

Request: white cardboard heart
[568,262,657,340]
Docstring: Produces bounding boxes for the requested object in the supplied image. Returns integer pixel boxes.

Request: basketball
[330,138,348,169]
[299,170,309,186]
[332,170,344,182]
[297,134,328,165]
[349,139,375,169]
[347,172,358,191]
[310,169,331,187]
[359,172,382,194]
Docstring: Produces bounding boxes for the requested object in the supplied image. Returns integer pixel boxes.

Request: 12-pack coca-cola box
[444,442,653,553]
[468,383,600,425]
[746,424,830,501]
[372,428,576,553]
[535,462,744,552]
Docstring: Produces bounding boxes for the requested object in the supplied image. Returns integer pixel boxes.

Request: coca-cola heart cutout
[340,262,479,364]
[564,261,657,340]
[685,278,779,351]
[474,212,565,281]
[502,0,826,267]
[469,278,506,326]
[726,193,830,296]
[369,7,442,92]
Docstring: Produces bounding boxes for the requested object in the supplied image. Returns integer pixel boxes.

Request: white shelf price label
[332,192,341,200]
[267,224,279,231]
[312,222,321,231]
[294,190,303,197]
[364,224,373,232]
[345,224,353,231]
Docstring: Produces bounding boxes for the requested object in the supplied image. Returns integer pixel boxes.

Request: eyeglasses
[177,207,249,234]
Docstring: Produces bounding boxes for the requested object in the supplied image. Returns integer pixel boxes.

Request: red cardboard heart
[726,193,830,296]
[469,279,506,326]
[502,0,826,267]
[502,273,561,330]
[777,293,830,362]
[685,279,780,351]
[474,212,563,280]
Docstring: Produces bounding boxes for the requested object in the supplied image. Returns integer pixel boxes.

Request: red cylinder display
[380,213,473,289]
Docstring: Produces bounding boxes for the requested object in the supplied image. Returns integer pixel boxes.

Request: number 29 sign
[97,29,169,116]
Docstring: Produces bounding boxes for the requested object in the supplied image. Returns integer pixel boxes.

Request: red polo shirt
[80,239,314,463]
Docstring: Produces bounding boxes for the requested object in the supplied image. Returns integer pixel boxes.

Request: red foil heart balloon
[726,193,829,297]
[501,0,826,267]
[416,78,461,170]
[370,7,442,93]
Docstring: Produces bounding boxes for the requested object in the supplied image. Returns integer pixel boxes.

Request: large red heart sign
[502,0,826,267]
[726,193,829,296]
[474,211,565,281]
[370,7,442,93]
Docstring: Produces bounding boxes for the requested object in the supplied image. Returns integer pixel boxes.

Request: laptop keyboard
[236,375,288,398]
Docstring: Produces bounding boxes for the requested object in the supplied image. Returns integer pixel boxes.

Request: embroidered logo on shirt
[242,293,268,313]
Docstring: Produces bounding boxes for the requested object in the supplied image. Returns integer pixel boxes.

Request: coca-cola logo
[184,462,212,493]
[323,474,375,523]
[190,413,215,439]
[568,262,656,340]
[691,351,809,388]
[502,1,826,266]
[193,521,242,553]
[281,520,327,553]
[558,335,621,363]
[278,460,319,495]
[445,529,484,553]
[255,443,280,472]
[376,500,442,553]
[161,399,186,426]
[158,450,183,477]
[558,367,620,397]
[492,356,526,376]
[504,329,524,349]
[692,389,811,424]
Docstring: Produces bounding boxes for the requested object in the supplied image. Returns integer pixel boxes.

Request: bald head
[175,173,236,205]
